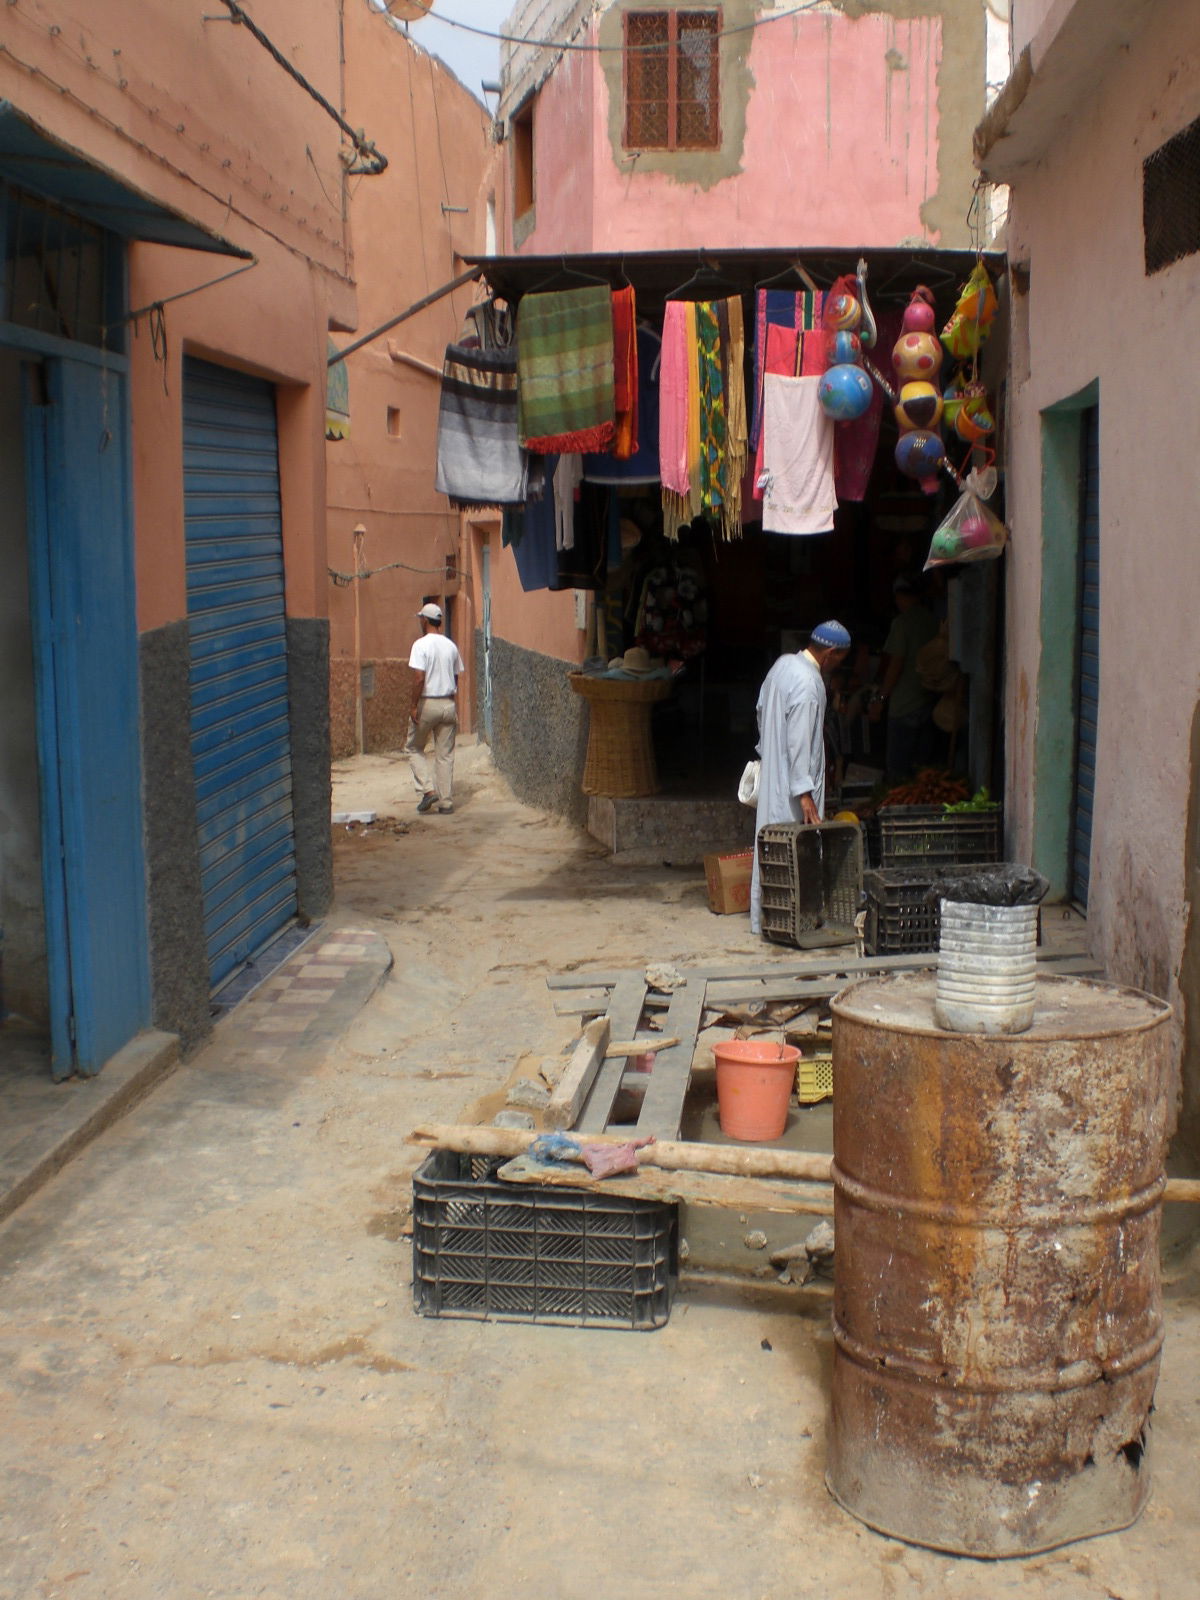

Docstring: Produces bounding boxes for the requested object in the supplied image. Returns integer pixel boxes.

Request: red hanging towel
[611,285,638,460]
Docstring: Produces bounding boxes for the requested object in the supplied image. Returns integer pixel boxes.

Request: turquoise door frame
[20,341,151,1077]
[1032,380,1100,903]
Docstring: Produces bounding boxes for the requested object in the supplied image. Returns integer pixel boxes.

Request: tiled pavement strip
[0,925,394,1223]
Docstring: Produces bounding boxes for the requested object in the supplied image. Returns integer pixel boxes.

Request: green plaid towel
[517,286,615,453]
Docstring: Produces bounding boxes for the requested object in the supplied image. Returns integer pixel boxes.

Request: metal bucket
[935,900,1038,1035]
[827,972,1173,1558]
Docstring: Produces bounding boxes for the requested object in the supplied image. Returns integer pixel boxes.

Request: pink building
[326,9,496,757]
[978,0,1200,1158]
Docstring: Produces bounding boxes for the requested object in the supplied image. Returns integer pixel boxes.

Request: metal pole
[327,267,483,367]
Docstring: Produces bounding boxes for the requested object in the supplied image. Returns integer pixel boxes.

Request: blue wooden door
[183,357,298,987]
[24,356,151,1077]
[1071,407,1100,907]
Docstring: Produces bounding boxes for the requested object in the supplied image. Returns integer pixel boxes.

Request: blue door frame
[22,352,150,1077]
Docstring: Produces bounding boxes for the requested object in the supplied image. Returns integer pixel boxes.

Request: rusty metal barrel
[827,972,1173,1558]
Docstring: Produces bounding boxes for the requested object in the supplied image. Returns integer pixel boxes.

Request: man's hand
[800,793,821,825]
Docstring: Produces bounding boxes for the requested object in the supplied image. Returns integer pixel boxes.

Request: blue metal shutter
[183,357,298,986]
[1071,407,1100,907]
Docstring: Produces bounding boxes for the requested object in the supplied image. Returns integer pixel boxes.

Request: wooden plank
[553,991,612,1017]
[407,1122,835,1182]
[546,953,934,991]
[576,970,648,1135]
[546,1016,610,1130]
[634,980,710,1141]
[606,1035,680,1057]
[496,1155,834,1217]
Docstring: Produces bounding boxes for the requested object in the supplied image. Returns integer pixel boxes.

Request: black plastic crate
[863,867,956,955]
[874,805,1003,870]
[757,820,863,947]
[412,1150,677,1330]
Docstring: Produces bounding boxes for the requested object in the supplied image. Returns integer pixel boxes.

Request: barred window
[624,10,720,151]
[1143,114,1200,275]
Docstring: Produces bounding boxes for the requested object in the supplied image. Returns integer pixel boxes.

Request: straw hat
[608,646,657,676]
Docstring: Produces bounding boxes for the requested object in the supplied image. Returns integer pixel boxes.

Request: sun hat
[809,620,851,650]
[606,646,657,676]
[417,602,443,621]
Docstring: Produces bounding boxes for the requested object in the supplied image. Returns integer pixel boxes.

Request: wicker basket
[568,672,672,799]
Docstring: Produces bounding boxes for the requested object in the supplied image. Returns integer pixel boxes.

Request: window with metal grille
[1,180,119,349]
[624,10,720,151]
[1143,114,1200,275]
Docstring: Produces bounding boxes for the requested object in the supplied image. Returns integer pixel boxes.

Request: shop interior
[469,246,1006,812]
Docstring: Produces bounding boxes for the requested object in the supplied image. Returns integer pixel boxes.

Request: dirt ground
[2,744,1199,1600]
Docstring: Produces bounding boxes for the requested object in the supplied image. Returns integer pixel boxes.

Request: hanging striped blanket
[517,286,616,453]
[435,342,531,511]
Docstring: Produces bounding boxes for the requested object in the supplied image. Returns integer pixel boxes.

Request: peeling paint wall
[501,0,988,253]
[1000,3,1200,1154]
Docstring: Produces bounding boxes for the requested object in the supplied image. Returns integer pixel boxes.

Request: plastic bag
[941,262,998,359]
[737,759,761,808]
[924,487,1008,570]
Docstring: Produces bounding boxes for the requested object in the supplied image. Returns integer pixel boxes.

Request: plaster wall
[475,525,586,665]
[1001,4,1200,1130]
[326,5,495,751]
[505,1,987,253]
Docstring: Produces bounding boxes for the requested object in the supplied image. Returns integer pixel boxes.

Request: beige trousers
[407,696,458,801]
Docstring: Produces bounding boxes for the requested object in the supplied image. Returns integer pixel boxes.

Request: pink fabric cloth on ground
[759,375,836,536]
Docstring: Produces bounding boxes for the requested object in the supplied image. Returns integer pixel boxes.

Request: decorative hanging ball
[942,374,966,430]
[959,509,996,550]
[827,329,863,366]
[893,330,944,382]
[901,286,938,334]
[818,363,874,421]
[895,427,946,491]
[826,292,862,331]
[894,380,944,432]
[929,526,965,562]
[954,395,996,443]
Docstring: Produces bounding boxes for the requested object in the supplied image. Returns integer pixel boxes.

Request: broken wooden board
[496,1155,834,1217]
[606,1035,681,1058]
[576,970,648,1135]
[545,1016,609,1130]
[634,980,708,1141]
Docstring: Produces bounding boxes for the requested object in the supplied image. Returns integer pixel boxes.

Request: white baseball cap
[417,603,443,621]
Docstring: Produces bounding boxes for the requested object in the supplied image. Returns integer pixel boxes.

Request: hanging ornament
[895,428,946,493]
[894,380,944,432]
[901,285,937,334]
[819,363,874,421]
[827,329,863,366]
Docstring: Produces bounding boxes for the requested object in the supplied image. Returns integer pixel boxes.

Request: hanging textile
[659,300,700,540]
[554,454,584,551]
[516,286,615,453]
[750,289,822,452]
[503,455,562,593]
[325,337,350,441]
[759,374,835,536]
[722,294,748,538]
[435,342,530,510]
[611,285,638,459]
[584,325,662,485]
[750,323,798,504]
[695,300,727,516]
[659,298,746,541]
[833,305,903,504]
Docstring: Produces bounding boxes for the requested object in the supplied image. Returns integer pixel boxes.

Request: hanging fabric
[325,336,350,441]
[759,374,835,536]
[659,300,701,539]
[750,289,822,452]
[516,286,616,453]
[584,325,662,485]
[659,298,747,541]
[610,285,638,459]
[435,342,531,510]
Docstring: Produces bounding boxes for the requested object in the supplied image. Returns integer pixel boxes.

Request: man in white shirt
[750,619,851,934]
[407,602,465,814]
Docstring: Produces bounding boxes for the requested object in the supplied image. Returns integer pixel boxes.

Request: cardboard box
[704,849,754,915]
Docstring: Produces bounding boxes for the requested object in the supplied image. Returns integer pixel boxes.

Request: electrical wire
[328,555,454,585]
[410,1,829,56]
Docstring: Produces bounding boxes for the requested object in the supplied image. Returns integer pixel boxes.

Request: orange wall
[1,0,362,632]
[326,7,495,676]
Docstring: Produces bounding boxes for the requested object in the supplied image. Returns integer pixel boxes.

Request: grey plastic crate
[756,820,863,948]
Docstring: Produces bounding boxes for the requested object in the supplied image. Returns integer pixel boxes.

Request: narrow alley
[1,749,1198,1600]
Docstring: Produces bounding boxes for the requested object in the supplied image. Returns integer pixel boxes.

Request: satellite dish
[385,0,434,18]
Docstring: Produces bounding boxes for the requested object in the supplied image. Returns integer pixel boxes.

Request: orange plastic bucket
[714,1039,800,1141]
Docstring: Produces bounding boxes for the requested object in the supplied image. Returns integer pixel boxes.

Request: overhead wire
[406,1,830,55]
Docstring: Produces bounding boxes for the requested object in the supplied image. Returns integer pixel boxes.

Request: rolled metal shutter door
[183,357,298,986]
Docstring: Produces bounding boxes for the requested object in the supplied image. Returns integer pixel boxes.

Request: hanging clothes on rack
[517,286,616,453]
[502,454,561,593]
[750,289,824,452]
[833,305,904,503]
[610,285,638,459]
[759,374,836,535]
[435,342,532,510]
[658,297,747,540]
[584,325,662,485]
[659,299,701,540]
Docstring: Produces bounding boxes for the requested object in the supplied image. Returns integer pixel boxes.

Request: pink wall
[505,5,985,256]
[1001,3,1200,1005]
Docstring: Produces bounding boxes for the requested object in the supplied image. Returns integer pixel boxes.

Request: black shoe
[417,792,437,813]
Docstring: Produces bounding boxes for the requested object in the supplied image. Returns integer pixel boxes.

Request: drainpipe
[353,523,366,754]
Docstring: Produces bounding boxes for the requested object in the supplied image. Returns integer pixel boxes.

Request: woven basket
[568,672,671,798]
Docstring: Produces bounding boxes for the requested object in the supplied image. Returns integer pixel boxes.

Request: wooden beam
[545,1017,609,1130]
[635,980,708,1140]
[576,971,648,1134]
[606,1035,681,1057]
[546,949,1096,991]
[495,1154,833,1216]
